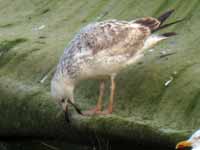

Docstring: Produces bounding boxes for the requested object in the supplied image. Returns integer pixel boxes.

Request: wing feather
[135,17,160,31]
[78,20,150,56]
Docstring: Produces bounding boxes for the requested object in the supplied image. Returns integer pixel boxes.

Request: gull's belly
[78,51,144,79]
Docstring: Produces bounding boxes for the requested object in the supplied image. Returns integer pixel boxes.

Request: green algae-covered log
[0,0,199,148]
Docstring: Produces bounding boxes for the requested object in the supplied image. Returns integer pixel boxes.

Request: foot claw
[82,107,101,116]
[100,110,112,115]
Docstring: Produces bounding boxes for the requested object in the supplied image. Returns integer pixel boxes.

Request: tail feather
[162,32,176,37]
[153,9,185,32]
[158,9,175,25]
[135,9,184,34]
[153,18,185,32]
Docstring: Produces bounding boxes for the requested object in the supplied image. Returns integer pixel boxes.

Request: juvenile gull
[51,10,182,120]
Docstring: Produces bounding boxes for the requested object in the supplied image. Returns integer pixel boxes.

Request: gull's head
[176,130,200,150]
[51,76,74,113]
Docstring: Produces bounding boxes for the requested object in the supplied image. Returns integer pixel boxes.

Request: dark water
[0,134,176,150]
[0,141,92,150]
[0,141,175,150]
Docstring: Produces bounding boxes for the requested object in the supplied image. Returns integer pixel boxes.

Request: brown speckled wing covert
[80,20,151,55]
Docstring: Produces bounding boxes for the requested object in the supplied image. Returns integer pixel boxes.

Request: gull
[176,129,200,150]
[51,10,183,121]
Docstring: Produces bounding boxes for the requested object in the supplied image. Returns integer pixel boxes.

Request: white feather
[143,34,167,50]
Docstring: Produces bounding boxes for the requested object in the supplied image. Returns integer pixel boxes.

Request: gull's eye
[61,99,65,103]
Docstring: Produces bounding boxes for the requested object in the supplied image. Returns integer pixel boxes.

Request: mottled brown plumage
[51,10,181,121]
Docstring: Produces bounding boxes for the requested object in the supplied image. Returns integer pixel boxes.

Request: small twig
[96,11,109,21]
[159,52,177,58]
[164,76,174,87]
[40,142,60,150]
[40,67,56,84]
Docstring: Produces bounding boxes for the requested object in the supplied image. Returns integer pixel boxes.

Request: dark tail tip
[155,18,185,31]
[153,8,185,33]
[158,9,175,25]
[162,32,177,37]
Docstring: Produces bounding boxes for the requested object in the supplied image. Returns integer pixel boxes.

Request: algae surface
[0,0,199,148]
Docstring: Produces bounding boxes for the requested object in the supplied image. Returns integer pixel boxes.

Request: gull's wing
[67,10,181,59]
[77,19,151,56]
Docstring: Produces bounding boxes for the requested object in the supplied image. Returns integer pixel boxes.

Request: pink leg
[96,80,105,111]
[102,74,116,114]
[107,75,116,113]
[83,80,105,115]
